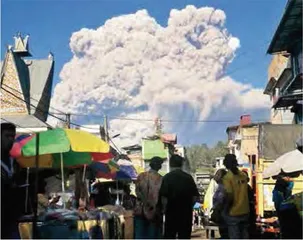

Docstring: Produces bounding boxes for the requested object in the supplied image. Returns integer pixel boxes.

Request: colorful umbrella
[193,202,201,209]
[115,168,137,180]
[116,159,138,179]
[90,160,119,175]
[11,128,112,168]
[10,134,33,158]
[263,149,303,178]
[91,158,138,180]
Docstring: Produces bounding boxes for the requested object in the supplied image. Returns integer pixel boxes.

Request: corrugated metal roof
[267,0,302,54]
[0,115,49,128]
[259,124,302,159]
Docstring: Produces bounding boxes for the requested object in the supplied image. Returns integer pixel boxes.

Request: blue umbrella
[193,202,201,209]
[115,165,137,180]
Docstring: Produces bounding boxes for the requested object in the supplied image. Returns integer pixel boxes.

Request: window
[229,130,236,141]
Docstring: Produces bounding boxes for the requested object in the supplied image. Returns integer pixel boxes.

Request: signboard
[142,139,167,160]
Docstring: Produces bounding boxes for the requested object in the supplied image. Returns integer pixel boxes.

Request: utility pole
[66,113,71,129]
[155,117,163,136]
[100,115,109,142]
[65,113,71,198]
[104,115,108,143]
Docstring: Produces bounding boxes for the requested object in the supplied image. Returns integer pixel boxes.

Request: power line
[50,112,247,123]
[1,86,67,124]
[1,78,269,124]
[1,83,66,116]
[1,88,124,154]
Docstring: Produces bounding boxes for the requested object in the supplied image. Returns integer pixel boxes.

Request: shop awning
[284,73,303,93]
[267,0,302,54]
[0,114,50,128]
[275,68,292,89]
[273,92,303,109]
[264,77,277,95]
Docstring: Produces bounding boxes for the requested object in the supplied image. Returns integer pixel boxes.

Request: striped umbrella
[10,128,112,168]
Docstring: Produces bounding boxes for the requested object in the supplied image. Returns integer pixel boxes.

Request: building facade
[0,34,54,133]
[264,0,302,124]
[266,54,295,124]
[226,115,270,164]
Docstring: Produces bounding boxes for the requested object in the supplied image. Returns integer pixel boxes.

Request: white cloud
[50,5,270,147]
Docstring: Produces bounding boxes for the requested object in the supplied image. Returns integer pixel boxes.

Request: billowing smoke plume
[51,6,270,147]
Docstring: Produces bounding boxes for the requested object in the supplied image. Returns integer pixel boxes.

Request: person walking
[160,154,199,239]
[134,156,163,239]
[222,154,250,239]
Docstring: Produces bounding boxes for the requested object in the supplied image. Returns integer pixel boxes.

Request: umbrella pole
[82,165,86,182]
[25,167,30,213]
[60,152,66,208]
[33,133,40,239]
[116,181,119,205]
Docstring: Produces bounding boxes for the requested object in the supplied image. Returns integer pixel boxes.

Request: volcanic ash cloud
[51,5,270,147]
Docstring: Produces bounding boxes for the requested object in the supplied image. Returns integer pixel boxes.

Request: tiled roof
[160,133,177,144]
[1,50,54,124]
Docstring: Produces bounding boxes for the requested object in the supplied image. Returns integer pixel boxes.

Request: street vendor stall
[18,207,124,239]
[9,128,121,239]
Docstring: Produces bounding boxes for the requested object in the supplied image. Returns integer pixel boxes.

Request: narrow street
[191,228,220,239]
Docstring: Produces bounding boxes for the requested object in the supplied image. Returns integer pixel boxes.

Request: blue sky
[1,0,288,146]
[2,0,286,90]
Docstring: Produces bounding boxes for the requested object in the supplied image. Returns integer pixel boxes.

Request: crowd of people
[210,152,302,239]
[210,154,255,239]
[2,121,302,239]
[134,155,199,239]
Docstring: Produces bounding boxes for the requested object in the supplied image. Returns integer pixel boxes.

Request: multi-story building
[226,115,271,165]
[1,34,55,133]
[265,54,294,123]
[264,0,302,124]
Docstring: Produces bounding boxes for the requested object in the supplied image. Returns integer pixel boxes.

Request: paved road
[191,229,220,239]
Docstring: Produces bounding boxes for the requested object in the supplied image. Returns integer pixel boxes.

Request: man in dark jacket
[160,155,199,239]
[1,122,22,239]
